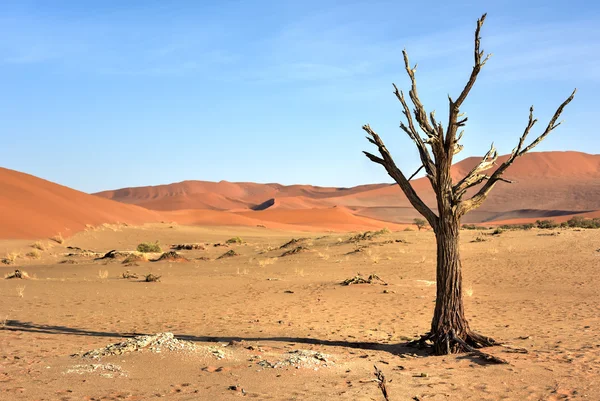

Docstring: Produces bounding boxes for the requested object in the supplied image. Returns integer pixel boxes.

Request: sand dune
[0,167,162,240]
[95,151,600,224]
[0,169,402,240]
[4,151,600,240]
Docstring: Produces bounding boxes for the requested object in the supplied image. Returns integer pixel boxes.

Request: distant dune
[0,168,162,240]
[3,151,600,240]
[95,151,600,224]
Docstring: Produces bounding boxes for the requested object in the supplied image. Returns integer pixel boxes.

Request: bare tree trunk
[430,214,470,354]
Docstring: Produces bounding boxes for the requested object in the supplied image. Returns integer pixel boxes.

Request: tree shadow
[3,319,427,357]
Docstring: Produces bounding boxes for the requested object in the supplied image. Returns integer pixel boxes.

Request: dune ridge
[4,151,600,239]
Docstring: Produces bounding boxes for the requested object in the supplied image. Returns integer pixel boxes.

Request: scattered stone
[283,290,294,294]
[65,363,126,378]
[76,333,196,359]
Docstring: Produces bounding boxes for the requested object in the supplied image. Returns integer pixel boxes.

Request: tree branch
[445,13,491,150]
[452,143,498,199]
[393,84,437,180]
[401,50,437,139]
[457,89,576,216]
[408,165,425,181]
[363,124,438,226]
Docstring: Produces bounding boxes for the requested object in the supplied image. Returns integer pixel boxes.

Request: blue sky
[1,0,598,193]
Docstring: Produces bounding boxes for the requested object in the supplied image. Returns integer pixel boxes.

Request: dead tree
[363,13,575,356]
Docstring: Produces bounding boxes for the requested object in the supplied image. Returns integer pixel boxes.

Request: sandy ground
[1,223,599,400]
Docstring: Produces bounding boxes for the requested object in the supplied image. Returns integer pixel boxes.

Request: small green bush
[461,224,487,230]
[136,241,162,253]
[226,237,243,244]
[535,219,558,229]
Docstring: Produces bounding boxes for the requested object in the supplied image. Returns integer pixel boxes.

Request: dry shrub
[122,253,148,264]
[50,233,64,244]
[153,251,189,262]
[280,246,308,257]
[137,241,162,253]
[258,257,278,267]
[31,241,46,251]
[26,250,41,259]
[5,270,31,279]
[16,286,25,298]
[226,237,243,244]
[121,271,139,279]
[145,274,161,282]
[98,270,109,279]
[217,250,239,260]
[171,243,206,250]
[341,273,387,286]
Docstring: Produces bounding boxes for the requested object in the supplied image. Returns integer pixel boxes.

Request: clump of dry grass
[26,250,41,259]
[50,233,64,244]
[226,237,244,245]
[31,241,46,251]
[465,286,474,297]
[258,257,278,267]
[16,285,26,298]
[3,252,20,265]
[98,270,109,279]
[317,252,330,261]
[471,234,487,243]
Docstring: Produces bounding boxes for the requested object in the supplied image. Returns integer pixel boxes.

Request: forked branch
[363,124,438,227]
[457,89,577,215]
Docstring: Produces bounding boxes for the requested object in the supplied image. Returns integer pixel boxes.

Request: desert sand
[1,152,600,400]
[1,223,599,400]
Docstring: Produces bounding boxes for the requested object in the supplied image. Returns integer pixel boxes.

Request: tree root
[450,330,508,364]
[406,329,508,364]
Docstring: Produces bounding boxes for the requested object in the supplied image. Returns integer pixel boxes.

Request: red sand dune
[95,151,600,224]
[4,151,600,240]
[0,168,162,240]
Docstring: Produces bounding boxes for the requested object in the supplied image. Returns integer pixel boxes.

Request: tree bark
[430,214,470,354]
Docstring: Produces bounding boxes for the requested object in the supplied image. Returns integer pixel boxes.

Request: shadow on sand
[3,319,427,357]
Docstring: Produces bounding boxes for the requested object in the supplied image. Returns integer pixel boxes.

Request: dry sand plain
[1,223,599,400]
